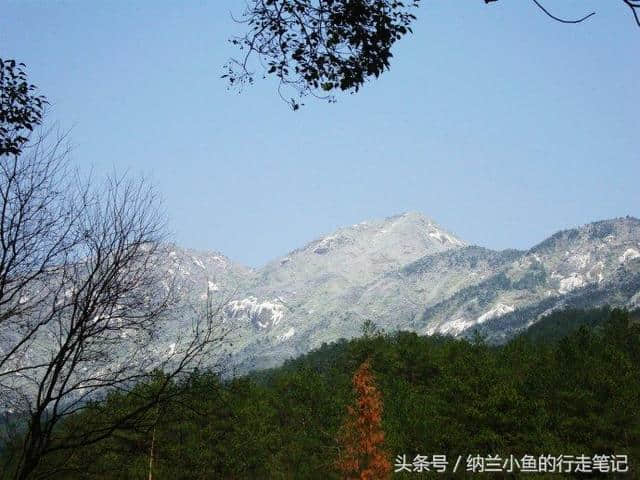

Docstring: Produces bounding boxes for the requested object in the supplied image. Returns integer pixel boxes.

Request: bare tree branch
[0,127,235,480]
[623,0,640,26]
[530,0,595,24]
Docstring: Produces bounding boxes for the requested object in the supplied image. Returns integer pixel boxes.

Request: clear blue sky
[2,1,638,267]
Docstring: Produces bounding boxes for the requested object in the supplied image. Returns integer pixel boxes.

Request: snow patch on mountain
[629,291,640,309]
[227,297,286,329]
[568,252,591,269]
[586,261,605,283]
[428,230,463,246]
[477,303,515,324]
[558,273,585,294]
[437,316,475,335]
[312,234,348,254]
[619,248,640,263]
[278,327,295,341]
[193,257,206,270]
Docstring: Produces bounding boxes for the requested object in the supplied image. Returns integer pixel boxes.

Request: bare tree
[0,129,231,480]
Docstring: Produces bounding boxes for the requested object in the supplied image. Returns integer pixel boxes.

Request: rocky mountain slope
[164,213,640,373]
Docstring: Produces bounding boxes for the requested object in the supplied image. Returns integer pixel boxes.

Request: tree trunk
[148,409,160,480]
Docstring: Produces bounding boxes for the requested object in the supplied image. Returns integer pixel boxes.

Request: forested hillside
[3,308,639,479]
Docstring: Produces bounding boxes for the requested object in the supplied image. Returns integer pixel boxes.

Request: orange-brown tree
[336,358,391,480]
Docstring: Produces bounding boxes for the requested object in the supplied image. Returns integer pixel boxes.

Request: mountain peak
[374,211,437,228]
[299,211,465,256]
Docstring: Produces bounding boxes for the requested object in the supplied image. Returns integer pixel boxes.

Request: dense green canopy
[3,307,639,478]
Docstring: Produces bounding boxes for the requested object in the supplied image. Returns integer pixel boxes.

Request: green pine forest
[3,307,640,479]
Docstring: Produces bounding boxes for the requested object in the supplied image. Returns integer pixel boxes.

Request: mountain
[458,217,640,342]
[6,213,639,378]
[164,213,640,372]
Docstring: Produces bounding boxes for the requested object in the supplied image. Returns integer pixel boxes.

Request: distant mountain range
[158,213,640,373]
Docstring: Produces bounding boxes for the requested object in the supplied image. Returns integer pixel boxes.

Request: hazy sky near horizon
[2,1,638,267]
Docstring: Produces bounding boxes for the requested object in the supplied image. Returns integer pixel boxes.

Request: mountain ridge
[159,213,640,372]
[6,213,639,376]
